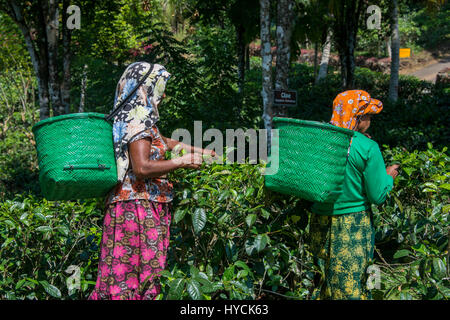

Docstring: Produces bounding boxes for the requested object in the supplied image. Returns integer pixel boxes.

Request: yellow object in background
[399,48,411,58]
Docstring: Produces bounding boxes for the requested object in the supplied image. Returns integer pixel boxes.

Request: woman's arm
[363,144,395,205]
[162,135,216,157]
[129,138,202,180]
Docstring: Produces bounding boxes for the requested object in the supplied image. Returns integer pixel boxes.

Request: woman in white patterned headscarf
[89,62,215,300]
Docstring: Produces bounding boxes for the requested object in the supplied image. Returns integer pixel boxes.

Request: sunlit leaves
[192,208,206,234]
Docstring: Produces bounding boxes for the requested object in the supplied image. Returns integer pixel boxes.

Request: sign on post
[399,48,411,58]
[273,89,297,107]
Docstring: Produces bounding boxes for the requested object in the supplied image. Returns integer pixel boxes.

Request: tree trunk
[37,70,51,120]
[236,24,246,96]
[79,64,88,113]
[43,0,64,116]
[61,0,72,114]
[5,0,70,119]
[7,0,50,120]
[332,0,363,90]
[386,36,392,58]
[341,29,356,90]
[315,29,332,84]
[260,0,273,149]
[245,44,250,71]
[275,0,294,90]
[313,41,318,79]
[389,0,399,102]
[274,0,294,117]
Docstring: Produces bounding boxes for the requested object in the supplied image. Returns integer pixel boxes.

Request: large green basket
[264,118,354,203]
[32,113,118,200]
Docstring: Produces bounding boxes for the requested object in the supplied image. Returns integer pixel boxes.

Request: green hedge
[0,39,448,299]
[1,145,448,300]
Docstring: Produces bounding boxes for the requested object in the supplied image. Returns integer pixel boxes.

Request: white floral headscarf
[112,62,171,182]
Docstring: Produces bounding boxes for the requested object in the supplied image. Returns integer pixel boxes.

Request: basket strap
[63,164,111,171]
[105,64,155,122]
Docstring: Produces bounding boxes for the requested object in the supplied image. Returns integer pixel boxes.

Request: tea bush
[372,144,450,299]
[1,145,448,300]
[159,161,315,300]
[0,40,448,299]
[0,196,103,299]
[157,145,449,300]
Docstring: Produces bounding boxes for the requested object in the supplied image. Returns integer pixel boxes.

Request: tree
[315,29,332,84]
[387,0,445,102]
[1,1,162,119]
[72,0,159,66]
[185,0,260,98]
[274,0,295,91]
[388,0,399,101]
[290,0,330,84]
[329,0,365,89]
[273,0,296,117]
[229,0,260,97]
[0,12,36,135]
[159,0,189,36]
[0,0,73,119]
[260,0,273,148]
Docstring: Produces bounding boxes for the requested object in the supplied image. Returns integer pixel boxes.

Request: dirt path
[407,57,450,82]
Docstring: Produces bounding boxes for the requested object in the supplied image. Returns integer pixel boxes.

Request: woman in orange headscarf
[329,90,383,130]
[309,90,399,300]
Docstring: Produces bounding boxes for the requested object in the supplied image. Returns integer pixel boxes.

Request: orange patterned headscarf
[330,90,383,130]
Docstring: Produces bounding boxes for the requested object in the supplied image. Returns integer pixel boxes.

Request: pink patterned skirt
[89,199,171,300]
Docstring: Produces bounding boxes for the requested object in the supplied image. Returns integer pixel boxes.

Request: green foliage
[71,0,161,64]
[292,0,331,59]
[0,35,38,197]
[185,0,260,44]
[0,13,30,70]
[1,145,448,300]
[401,2,450,50]
[139,22,260,134]
[0,2,448,300]
[0,196,103,299]
[70,56,123,114]
[356,1,449,57]
[160,161,315,300]
[372,145,450,300]
[0,126,39,198]
[286,64,450,151]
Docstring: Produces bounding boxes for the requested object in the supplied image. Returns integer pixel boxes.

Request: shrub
[372,144,450,299]
[0,196,103,299]
[286,65,450,151]
[1,145,448,300]
[159,160,315,300]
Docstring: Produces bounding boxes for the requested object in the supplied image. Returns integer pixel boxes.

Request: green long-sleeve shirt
[312,131,393,215]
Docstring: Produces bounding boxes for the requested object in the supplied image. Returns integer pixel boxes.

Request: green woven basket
[264,118,354,203]
[32,113,118,200]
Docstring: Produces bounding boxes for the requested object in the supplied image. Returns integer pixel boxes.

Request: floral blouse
[107,125,173,204]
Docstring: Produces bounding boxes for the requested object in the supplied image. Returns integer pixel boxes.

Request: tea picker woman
[89,62,215,300]
[309,90,399,300]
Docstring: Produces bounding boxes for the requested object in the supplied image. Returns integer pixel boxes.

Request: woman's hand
[173,153,203,169]
[386,164,400,179]
[129,138,200,179]
[202,148,216,158]
[162,136,217,159]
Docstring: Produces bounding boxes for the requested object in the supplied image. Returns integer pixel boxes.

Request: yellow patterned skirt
[309,210,375,300]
